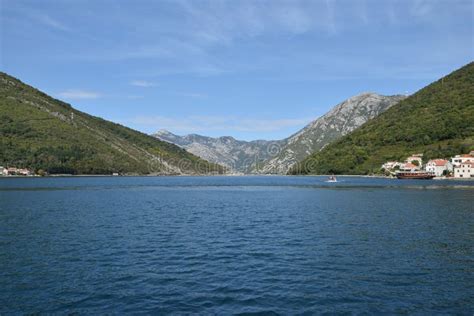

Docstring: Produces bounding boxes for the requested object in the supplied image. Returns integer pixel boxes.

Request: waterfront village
[0,167,34,176]
[1,151,473,178]
[381,151,474,179]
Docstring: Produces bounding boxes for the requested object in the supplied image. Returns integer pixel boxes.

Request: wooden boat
[396,171,435,179]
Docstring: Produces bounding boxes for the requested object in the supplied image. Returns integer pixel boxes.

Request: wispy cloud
[177,0,335,45]
[39,0,469,80]
[130,80,158,87]
[127,115,309,134]
[10,3,72,32]
[61,0,337,68]
[33,13,70,31]
[57,90,101,100]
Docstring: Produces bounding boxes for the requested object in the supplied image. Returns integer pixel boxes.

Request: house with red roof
[400,162,420,172]
[451,153,474,168]
[426,159,452,177]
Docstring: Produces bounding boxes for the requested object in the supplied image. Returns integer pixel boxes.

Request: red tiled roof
[455,160,474,167]
[428,159,448,166]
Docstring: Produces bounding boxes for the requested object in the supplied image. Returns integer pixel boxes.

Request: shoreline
[1,174,473,180]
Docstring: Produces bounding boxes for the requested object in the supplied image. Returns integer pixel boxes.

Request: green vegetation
[0,72,224,175]
[290,62,474,175]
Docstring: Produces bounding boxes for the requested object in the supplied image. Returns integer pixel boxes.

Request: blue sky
[1,0,473,140]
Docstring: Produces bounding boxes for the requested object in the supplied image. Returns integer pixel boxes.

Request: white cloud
[130,80,158,87]
[57,90,101,100]
[128,115,309,134]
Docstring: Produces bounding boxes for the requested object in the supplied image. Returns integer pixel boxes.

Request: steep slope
[258,93,406,173]
[290,62,474,175]
[155,93,404,174]
[154,130,284,173]
[0,73,223,175]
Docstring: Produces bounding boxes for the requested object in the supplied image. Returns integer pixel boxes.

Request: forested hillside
[0,73,223,175]
[290,62,474,175]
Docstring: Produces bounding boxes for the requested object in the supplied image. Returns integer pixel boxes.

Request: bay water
[1,176,473,314]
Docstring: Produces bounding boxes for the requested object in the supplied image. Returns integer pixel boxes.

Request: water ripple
[0,176,473,314]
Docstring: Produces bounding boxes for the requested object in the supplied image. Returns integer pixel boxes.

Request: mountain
[290,62,474,175]
[258,93,406,173]
[154,93,405,174]
[154,130,284,173]
[0,72,223,175]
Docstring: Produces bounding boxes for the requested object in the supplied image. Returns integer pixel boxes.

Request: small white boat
[326,175,337,182]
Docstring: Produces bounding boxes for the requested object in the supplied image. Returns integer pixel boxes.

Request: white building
[17,169,31,176]
[405,154,423,166]
[400,162,420,171]
[425,159,452,177]
[6,168,18,175]
[454,161,474,178]
[451,154,474,167]
[381,161,402,170]
[2,167,32,176]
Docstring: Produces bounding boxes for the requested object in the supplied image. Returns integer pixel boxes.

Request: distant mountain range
[290,62,474,175]
[0,73,223,175]
[154,130,283,173]
[155,93,405,174]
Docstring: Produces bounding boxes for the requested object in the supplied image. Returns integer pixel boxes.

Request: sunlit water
[1,176,473,314]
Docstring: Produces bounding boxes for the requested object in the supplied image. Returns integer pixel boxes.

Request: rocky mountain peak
[257,93,406,174]
[153,92,406,174]
[155,129,173,136]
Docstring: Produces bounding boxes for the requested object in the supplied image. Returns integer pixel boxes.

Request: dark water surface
[1,176,473,314]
